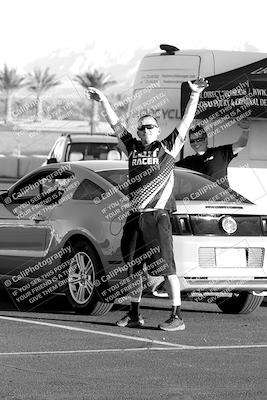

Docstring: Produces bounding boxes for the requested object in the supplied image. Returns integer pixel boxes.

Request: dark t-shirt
[176,144,237,186]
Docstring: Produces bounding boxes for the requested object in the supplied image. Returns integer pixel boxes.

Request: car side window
[73,179,105,201]
[8,169,75,218]
[11,171,73,201]
[97,170,129,195]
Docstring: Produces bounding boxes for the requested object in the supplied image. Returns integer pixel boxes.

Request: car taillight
[262,218,267,235]
[171,215,192,235]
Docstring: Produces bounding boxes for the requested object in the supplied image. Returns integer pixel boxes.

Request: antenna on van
[160,44,179,55]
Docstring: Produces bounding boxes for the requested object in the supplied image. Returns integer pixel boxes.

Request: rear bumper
[173,236,267,291]
[179,277,267,293]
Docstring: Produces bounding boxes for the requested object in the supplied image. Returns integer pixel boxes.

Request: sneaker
[158,314,185,331]
[116,313,144,328]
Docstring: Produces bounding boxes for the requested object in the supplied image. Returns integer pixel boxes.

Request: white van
[127,45,267,206]
[126,45,267,311]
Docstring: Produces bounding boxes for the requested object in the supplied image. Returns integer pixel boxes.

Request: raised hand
[188,77,209,94]
[85,86,119,127]
[238,118,250,130]
[85,87,107,102]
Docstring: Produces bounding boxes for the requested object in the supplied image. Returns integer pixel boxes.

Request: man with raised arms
[86,77,208,331]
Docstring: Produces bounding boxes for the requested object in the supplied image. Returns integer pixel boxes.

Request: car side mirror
[47,158,58,164]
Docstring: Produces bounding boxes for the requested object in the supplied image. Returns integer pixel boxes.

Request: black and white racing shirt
[113,92,199,212]
[115,126,185,211]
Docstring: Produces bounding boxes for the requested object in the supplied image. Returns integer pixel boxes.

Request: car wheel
[216,292,264,314]
[64,240,113,316]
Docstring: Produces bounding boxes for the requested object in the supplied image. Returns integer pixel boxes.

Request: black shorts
[121,210,176,276]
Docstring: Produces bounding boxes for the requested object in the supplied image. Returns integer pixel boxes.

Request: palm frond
[0,64,25,92]
[75,68,116,90]
[27,67,60,94]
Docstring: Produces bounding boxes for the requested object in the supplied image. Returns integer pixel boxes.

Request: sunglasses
[137,124,158,131]
[190,137,206,144]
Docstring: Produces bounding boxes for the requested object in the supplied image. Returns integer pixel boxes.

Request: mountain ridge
[23,44,158,96]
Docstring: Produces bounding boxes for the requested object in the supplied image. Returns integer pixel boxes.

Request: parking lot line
[1,316,266,353]
[0,315,190,349]
[152,344,267,350]
[0,343,267,358]
[0,348,151,356]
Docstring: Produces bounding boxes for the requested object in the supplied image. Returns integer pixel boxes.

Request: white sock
[164,275,181,306]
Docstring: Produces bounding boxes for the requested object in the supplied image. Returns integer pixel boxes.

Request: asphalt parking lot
[0,178,266,399]
[0,292,266,400]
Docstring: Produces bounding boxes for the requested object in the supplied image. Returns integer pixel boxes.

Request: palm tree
[0,64,25,124]
[27,67,60,122]
[75,69,116,133]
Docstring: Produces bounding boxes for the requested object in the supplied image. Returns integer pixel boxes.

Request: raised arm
[232,119,250,155]
[178,78,208,140]
[85,87,129,155]
[162,77,208,158]
[85,87,119,128]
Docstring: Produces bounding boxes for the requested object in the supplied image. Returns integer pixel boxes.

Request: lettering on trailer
[161,109,179,119]
[181,57,267,120]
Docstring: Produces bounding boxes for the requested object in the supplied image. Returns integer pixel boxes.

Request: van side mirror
[47,158,58,164]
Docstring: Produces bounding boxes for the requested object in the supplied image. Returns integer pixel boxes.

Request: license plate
[215,248,247,268]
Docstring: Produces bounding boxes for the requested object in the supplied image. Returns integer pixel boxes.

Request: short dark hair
[137,114,158,127]
[189,124,207,139]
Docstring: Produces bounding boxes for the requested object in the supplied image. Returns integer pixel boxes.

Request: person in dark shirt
[85,78,208,331]
[176,119,250,186]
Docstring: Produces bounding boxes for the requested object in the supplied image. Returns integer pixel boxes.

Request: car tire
[216,291,264,314]
[63,240,113,316]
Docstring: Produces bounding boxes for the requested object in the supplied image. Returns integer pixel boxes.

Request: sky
[2,0,267,69]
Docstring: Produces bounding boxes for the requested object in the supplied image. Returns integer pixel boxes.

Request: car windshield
[174,169,252,204]
[66,142,120,161]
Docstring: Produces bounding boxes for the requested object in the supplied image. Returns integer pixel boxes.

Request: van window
[133,55,200,89]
